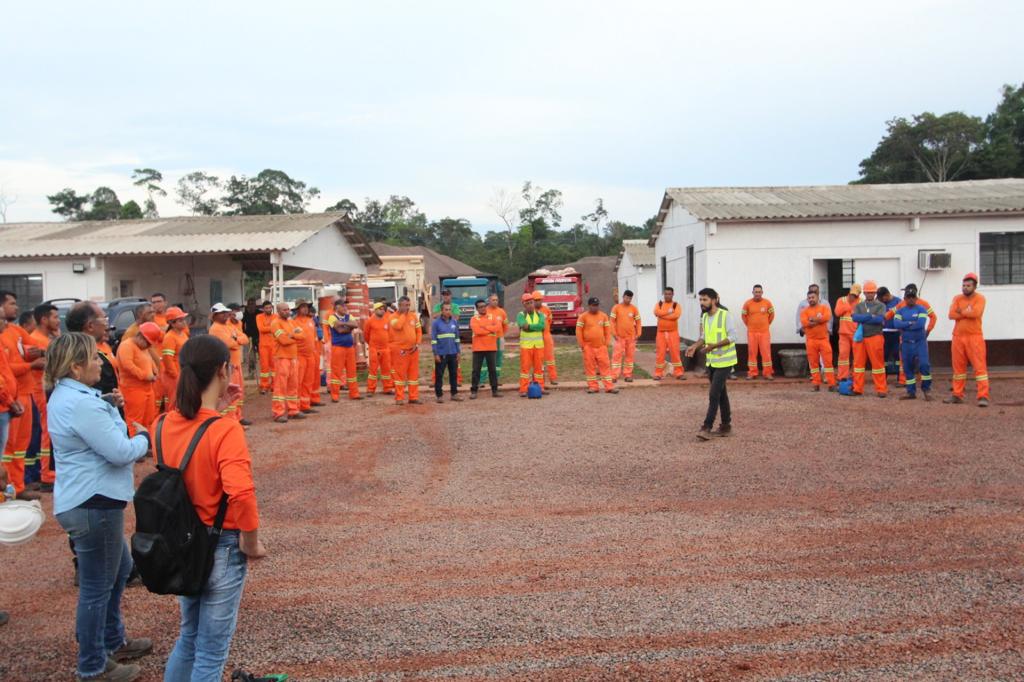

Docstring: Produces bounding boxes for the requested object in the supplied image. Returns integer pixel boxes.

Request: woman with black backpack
[157,335,266,681]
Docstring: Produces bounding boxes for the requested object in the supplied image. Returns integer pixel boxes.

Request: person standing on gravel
[610,290,641,383]
[653,287,685,380]
[470,299,503,399]
[516,294,547,396]
[686,288,737,441]
[388,296,423,405]
[741,284,775,380]
[850,281,888,398]
[576,297,618,395]
[945,272,989,407]
[431,303,463,403]
[891,284,932,401]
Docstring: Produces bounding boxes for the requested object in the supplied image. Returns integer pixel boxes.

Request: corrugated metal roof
[0,212,380,265]
[650,178,1024,242]
[618,239,656,269]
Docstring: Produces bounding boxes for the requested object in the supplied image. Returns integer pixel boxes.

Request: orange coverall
[1,325,35,493]
[537,303,558,383]
[152,312,168,412]
[653,301,684,378]
[28,330,56,484]
[270,316,302,418]
[609,303,641,380]
[161,328,188,412]
[577,310,613,391]
[256,312,275,391]
[209,321,246,420]
[833,294,860,380]
[294,315,319,410]
[388,311,422,403]
[801,304,836,387]
[327,314,361,401]
[741,297,775,378]
[948,293,988,400]
[117,337,157,437]
[363,315,395,394]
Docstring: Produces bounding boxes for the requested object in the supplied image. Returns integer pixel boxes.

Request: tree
[976,83,1024,178]
[325,198,359,214]
[519,181,562,242]
[47,188,89,221]
[175,171,221,215]
[119,200,144,220]
[583,198,608,237]
[857,112,986,183]
[0,185,16,223]
[132,168,166,218]
[429,217,481,259]
[83,187,123,221]
[221,169,319,215]
[488,187,521,263]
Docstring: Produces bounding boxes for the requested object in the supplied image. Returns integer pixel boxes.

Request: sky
[2,0,1022,231]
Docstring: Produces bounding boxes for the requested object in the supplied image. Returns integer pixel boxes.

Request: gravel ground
[2,378,1023,681]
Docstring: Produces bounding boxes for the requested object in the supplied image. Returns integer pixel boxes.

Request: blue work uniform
[892,303,931,396]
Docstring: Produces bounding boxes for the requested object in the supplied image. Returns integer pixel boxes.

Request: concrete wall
[653,204,707,340]
[0,257,106,302]
[616,252,659,329]
[101,255,243,323]
[285,224,368,275]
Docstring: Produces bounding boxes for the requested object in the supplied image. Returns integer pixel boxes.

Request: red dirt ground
[2,377,1023,680]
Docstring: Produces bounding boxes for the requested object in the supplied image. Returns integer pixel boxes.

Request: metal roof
[650,178,1024,242]
[0,212,380,265]
[616,239,657,272]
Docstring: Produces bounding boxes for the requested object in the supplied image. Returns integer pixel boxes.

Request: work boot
[713,424,732,438]
[239,419,253,426]
[17,489,42,501]
[764,375,775,381]
[470,392,478,400]
[491,391,503,398]
[290,412,307,420]
[451,394,464,402]
[274,416,288,423]
[587,389,598,394]
[898,393,916,400]
[607,388,620,394]
[943,395,964,404]
[922,391,933,402]
[676,375,687,381]
[696,426,712,441]
[331,398,339,403]
[978,397,990,408]
[300,408,318,414]
[653,376,663,382]
[408,399,423,405]
[828,385,837,392]
[395,399,407,405]
[549,380,558,386]
[436,396,444,404]
[78,659,140,682]
[811,385,820,392]
[745,375,755,381]
[111,638,152,662]
[877,393,888,399]
[519,393,527,398]
[351,396,364,401]
[624,377,633,383]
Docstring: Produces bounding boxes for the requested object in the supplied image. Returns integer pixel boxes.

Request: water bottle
[3,483,14,502]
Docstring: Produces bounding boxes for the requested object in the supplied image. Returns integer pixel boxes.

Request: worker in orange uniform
[610,290,641,382]
[885,283,937,385]
[270,302,306,422]
[741,284,775,380]
[653,287,685,380]
[28,303,61,489]
[945,272,989,407]
[470,299,504,398]
[256,301,275,394]
[533,291,558,385]
[516,293,547,396]
[800,289,836,391]
[363,302,395,396]
[327,299,363,402]
[150,293,170,412]
[850,280,888,398]
[117,321,163,438]
[482,294,509,386]
[577,297,619,394]
[209,303,248,422]
[1,315,25,496]
[228,303,255,416]
[161,306,190,412]
[387,295,423,405]
[833,283,862,381]
[0,290,44,500]
[293,300,321,413]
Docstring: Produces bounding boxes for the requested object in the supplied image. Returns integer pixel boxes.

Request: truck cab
[525,269,587,332]
[438,275,503,335]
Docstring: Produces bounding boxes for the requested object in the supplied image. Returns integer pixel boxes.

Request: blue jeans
[164,531,249,682]
[55,506,131,678]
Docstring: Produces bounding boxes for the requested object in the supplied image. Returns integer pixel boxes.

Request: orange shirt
[741,297,775,332]
[161,328,188,379]
[0,325,35,394]
[29,330,54,394]
[363,315,391,349]
[0,340,18,411]
[256,312,274,341]
[610,303,641,339]
[153,312,168,331]
[488,306,510,335]
[116,337,157,389]
[470,313,502,352]
[537,304,554,336]
[834,295,861,336]
[886,297,937,333]
[270,316,301,359]
[576,310,611,348]
[229,318,250,359]
[209,321,243,367]
[654,301,681,332]
[387,311,422,350]
[295,316,319,357]
[154,408,259,531]
[949,293,985,336]
[800,303,832,340]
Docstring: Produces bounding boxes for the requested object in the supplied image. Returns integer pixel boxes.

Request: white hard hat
[0,500,45,545]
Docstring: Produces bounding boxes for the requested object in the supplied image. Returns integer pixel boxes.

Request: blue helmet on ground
[527,381,543,399]
[838,378,854,396]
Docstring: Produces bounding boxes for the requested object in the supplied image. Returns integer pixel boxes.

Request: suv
[104,298,149,351]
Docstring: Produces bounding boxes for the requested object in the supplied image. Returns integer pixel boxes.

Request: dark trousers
[434,354,459,396]
[471,351,498,394]
[704,365,732,428]
[883,331,900,373]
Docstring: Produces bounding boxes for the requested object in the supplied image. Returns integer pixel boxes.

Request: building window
[660,256,667,291]
[842,259,856,288]
[686,245,695,294]
[0,274,43,309]
[119,280,135,298]
[980,232,1024,284]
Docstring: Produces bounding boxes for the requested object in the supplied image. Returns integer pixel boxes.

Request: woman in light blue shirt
[47,332,153,681]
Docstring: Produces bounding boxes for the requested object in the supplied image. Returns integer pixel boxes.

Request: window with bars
[0,274,43,309]
[980,232,1024,284]
[686,245,695,294]
[841,260,855,288]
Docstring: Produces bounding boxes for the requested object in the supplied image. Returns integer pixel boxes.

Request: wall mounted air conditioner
[918,250,951,271]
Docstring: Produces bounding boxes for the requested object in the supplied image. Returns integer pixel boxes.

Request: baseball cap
[372,302,385,310]
[139,321,164,345]
[849,283,862,295]
[165,306,188,322]
[210,302,231,314]
[901,283,918,296]
[963,272,979,283]
[442,289,452,296]
[587,297,600,306]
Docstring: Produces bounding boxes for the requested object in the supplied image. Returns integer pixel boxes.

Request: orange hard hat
[532,291,543,301]
[862,280,878,293]
[165,306,188,322]
[963,272,979,283]
[139,322,164,345]
[520,293,534,303]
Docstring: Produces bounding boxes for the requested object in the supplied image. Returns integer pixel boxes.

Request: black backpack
[131,415,228,596]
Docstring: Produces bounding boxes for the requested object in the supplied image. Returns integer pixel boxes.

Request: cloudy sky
[2,1,1022,230]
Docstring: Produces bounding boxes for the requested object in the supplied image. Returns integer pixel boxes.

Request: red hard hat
[165,306,188,322]
[139,322,164,345]
[963,272,979,283]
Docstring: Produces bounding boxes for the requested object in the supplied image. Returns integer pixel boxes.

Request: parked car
[104,298,149,351]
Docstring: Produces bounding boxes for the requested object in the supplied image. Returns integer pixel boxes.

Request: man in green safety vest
[685,287,738,441]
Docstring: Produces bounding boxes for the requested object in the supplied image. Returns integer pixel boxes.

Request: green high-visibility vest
[702,308,737,368]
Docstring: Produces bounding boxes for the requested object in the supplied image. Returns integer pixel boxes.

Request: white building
[615,239,659,334]
[0,213,379,322]
[649,179,1024,365]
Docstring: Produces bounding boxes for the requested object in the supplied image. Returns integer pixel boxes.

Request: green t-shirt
[433,302,461,317]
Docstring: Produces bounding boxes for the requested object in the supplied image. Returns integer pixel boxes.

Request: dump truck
[525,268,588,332]
[438,274,503,335]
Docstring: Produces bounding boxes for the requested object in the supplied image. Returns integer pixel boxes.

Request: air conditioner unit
[918,250,951,271]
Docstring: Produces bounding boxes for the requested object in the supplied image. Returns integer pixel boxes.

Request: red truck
[524,268,588,332]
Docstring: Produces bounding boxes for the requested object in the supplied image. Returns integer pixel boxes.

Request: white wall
[0,257,106,301]
[616,252,659,327]
[285,224,368,275]
[653,204,707,340]
[703,213,1024,343]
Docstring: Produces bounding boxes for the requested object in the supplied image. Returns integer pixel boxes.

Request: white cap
[210,302,231,314]
[0,500,45,546]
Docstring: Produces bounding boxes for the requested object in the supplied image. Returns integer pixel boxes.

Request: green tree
[83,187,122,221]
[131,168,166,218]
[857,112,986,183]
[175,171,221,215]
[976,83,1024,178]
[583,198,608,236]
[119,200,144,220]
[324,198,359,214]
[221,169,319,215]
[47,188,89,220]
